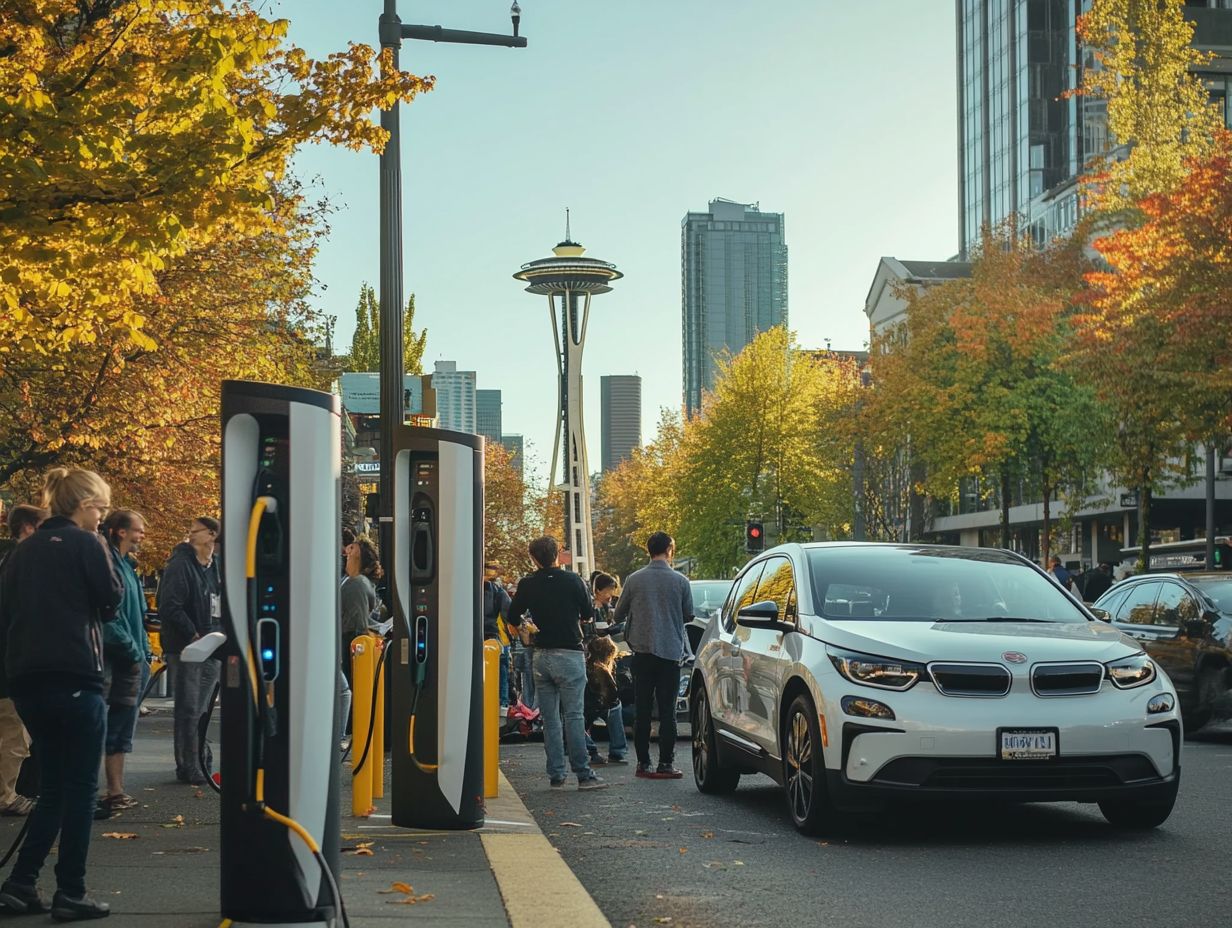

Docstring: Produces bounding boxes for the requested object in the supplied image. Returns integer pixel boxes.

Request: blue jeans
[514,648,536,708]
[585,702,628,759]
[11,684,106,897]
[499,646,511,705]
[532,649,592,782]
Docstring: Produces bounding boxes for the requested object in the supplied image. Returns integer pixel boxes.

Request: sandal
[0,797,33,817]
[105,794,139,811]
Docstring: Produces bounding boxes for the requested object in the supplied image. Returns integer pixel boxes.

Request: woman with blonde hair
[0,468,121,920]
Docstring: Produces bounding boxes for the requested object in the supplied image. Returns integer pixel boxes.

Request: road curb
[481,770,610,928]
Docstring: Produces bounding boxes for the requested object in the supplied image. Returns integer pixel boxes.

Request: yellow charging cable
[408,713,439,774]
[241,495,346,925]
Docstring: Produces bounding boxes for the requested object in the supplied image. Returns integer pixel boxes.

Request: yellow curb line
[481,770,610,928]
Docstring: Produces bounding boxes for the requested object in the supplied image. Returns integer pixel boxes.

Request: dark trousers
[632,652,679,767]
[167,654,219,782]
[10,686,106,897]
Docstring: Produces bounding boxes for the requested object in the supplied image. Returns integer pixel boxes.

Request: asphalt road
[500,724,1232,928]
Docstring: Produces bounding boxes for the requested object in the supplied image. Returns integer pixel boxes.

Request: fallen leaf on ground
[101,833,138,840]
[678,847,687,854]
[378,882,435,905]
[560,822,582,827]
[193,790,204,799]
[701,831,715,839]
[353,848,374,856]
[654,918,673,924]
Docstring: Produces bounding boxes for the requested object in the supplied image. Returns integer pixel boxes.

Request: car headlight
[827,647,924,691]
[1105,652,1156,689]
[678,674,690,697]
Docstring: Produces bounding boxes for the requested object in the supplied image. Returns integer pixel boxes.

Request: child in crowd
[584,636,627,766]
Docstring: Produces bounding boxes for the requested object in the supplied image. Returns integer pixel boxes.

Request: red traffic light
[749,526,761,538]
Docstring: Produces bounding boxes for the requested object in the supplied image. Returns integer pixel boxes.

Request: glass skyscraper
[476,389,502,445]
[681,199,788,418]
[600,375,642,473]
[958,0,1232,255]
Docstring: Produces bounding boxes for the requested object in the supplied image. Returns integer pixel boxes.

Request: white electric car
[689,543,1182,834]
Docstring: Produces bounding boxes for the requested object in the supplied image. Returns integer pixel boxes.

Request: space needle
[513,215,622,580]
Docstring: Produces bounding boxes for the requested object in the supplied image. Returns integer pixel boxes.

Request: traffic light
[745,520,764,553]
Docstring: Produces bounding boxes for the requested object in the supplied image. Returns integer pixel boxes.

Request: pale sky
[283,0,959,484]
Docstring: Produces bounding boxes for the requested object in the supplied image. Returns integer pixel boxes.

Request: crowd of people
[485,530,696,789]
[0,467,227,921]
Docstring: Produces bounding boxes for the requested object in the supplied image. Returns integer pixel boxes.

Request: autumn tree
[483,441,544,576]
[0,1,431,364]
[672,329,860,577]
[866,227,1105,560]
[345,283,427,375]
[1078,0,1221,213]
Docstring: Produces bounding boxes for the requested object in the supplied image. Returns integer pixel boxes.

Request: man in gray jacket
[612,532,693,780]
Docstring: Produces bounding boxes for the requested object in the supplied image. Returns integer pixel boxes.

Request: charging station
[219,380,342,925]
[390,424,485,829]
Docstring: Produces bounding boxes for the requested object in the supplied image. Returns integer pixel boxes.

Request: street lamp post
[376,2,527,580]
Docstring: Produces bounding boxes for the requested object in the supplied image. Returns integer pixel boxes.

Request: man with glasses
[157,518,221,785]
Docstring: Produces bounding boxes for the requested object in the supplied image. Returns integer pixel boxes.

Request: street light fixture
[511,2,521,38]
[376,2,527,587]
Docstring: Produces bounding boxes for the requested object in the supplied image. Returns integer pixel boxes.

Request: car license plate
[998,728,1057,761]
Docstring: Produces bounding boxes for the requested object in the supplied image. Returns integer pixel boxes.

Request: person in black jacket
[0,468,121,921]
[156,517,221,786]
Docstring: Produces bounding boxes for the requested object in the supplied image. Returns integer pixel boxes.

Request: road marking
[483,771,610,928]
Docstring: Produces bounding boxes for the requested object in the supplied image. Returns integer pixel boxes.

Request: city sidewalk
[0,704,607,928]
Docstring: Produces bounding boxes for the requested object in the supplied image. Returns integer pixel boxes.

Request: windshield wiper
[942,617,1055,623]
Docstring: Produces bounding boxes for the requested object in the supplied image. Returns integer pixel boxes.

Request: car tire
[690,683,739,794]
[1183,665,1227,732]
[1098,780,1179,830]
[782,694,834,835]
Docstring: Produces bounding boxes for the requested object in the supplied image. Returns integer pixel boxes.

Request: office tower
[600,375,642,473]
[499,434,524,478]
[476,389,502,445]
[957,0,1232,254]
[682,198,788,418]
[431,360,476,433]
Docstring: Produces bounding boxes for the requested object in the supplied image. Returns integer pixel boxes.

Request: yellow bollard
[482,639,501,798]
[350,637,375,818]
[372,635,385,799]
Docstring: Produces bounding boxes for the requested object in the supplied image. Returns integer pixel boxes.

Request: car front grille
[928,663,1011,697]
[872,755,1161,790]
[1031,662,1104,697]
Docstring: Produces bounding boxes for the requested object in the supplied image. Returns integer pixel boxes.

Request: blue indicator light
[261,649,275,661]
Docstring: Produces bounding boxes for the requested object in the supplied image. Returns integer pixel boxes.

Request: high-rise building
[499,434,524,478]
[476,389,502,445]
[957,0,1232,255]
[600,375,642,473]
[681,198,788,418]
[431,360,476,433]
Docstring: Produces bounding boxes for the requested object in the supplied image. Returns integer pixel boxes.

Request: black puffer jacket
[157,542,219,656]
[0,516,122,694]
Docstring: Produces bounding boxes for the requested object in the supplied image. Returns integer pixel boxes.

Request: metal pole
[378,0,405,587]
[1206,443,1216,570]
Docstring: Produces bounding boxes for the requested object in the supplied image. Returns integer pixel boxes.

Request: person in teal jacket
[98,511,151,818]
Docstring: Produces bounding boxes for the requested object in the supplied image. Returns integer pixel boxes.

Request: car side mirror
[1089,607,1112,623]
[736,600,787,630]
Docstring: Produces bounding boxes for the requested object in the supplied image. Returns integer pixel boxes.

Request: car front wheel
[1098,779,1179,830]
[783,694,834,835]
[691,683,739,794]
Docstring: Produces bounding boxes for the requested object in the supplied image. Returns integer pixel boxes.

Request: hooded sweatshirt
[157,542,219,656]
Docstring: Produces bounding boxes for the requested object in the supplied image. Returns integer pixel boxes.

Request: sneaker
[0,881,48,914]
[656,764,684,780]
[92,800,113,821]
[635,763,656,779]
[577,775,609,791]
[587,754,608,767]
[606,755,629,766]
[0,795,34,816]
[50,891,110,922]
[549,778,566,789]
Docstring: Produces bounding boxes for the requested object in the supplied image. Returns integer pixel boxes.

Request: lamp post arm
[401,24,527,48]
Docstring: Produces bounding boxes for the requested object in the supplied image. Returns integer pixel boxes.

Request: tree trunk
[1000,467,1011,550]
[1041,476,1052,568]
[1137,479,1153,574]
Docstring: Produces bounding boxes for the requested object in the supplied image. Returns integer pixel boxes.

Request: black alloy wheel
[783,694,833,835]
[691,683,739,794]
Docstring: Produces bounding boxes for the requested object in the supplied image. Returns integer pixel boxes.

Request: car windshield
[805,546,1089,624]
[691,581,732,617]
[1187,577,1232,612]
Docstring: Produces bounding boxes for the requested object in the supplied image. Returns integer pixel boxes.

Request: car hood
[806,617,1142,664]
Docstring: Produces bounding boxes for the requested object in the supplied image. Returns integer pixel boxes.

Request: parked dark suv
[1091,572,1232,730]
